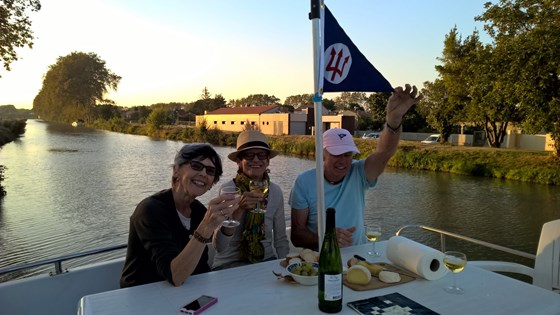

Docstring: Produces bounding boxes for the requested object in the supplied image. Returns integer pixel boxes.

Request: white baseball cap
[322,128,360,155]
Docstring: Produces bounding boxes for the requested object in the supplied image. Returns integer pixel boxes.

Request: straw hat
[227,130,279,161]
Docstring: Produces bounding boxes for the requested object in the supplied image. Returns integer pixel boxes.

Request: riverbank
[272,136,560,185]
[89,120,560,185]
[0,119,28,196]
[0,120,26,146]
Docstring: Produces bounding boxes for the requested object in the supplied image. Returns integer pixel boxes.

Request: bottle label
[323,274,342,301]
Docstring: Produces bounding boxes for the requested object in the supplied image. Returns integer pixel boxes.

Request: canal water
[1,119,558,281]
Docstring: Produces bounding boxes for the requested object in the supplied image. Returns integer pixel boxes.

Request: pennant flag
[321,6,393,93]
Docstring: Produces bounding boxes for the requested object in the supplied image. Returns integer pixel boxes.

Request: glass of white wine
[364,224,382,257]
[249,180,268,213]
[443,251,467,294]
[219,186,241,228]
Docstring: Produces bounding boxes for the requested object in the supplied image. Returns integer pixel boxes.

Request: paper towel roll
[386,236,448,280]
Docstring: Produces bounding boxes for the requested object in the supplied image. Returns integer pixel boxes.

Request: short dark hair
[174,143,223,183]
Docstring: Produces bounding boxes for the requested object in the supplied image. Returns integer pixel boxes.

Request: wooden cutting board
[343,262,418,291]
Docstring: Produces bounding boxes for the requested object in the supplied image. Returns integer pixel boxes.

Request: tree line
[27,49,427,133]
[2,0,559,156]
[417,0,560,155]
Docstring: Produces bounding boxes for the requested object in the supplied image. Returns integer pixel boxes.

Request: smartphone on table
[179,295,218,315]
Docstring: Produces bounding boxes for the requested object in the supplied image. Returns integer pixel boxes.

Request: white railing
[0,244,127,277]
[396,224,536,260]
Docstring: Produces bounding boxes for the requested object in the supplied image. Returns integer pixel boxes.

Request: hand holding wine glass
[219,186,241,228]
[364,224,382,257]
[443,251,467,294]
[249,180,268,213]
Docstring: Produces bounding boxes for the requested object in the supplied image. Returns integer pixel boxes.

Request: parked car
[421,134,441,144]
[362,132,380,139]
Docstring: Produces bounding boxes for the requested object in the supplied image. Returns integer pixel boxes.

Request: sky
[0,0,494,110]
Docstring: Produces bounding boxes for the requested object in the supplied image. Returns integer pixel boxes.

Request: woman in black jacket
[120,143,239,287]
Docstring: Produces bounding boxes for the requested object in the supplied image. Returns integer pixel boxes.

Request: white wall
[399,131,552,151]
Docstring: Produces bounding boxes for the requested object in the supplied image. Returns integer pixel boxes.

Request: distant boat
[71,121,84,127]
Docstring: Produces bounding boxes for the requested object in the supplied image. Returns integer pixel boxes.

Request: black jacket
[120,189,210,288]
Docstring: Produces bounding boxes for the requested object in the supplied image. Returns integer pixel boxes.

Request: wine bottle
[318,208,342,313]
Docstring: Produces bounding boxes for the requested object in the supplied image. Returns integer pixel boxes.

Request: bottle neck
[325,209,336,232]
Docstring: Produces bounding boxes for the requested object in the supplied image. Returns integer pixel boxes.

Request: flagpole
[310,0,325,247]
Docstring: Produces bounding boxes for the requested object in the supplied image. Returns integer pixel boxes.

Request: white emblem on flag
[324,43,352,84]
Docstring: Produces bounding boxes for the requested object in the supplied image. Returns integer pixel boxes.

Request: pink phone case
[180,295,217,315]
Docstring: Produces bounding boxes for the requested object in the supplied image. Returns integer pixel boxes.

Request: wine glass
[219,186,241,227]
[364,224,382,257]
[249,180,269,213]
[443,251,467,294]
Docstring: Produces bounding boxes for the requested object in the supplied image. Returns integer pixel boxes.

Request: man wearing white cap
[289,84,421,250]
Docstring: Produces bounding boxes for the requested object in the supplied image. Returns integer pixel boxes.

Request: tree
[32,52,121,123]
[402,106,430,133]
[96,104,121,121]
[423,27,508,144]
[476,0,560,155]
[128,105,152,123]
[433,28,476,140]
[356,115,373,131]
[334,92,367,112]
[192,87,224,112]
[417,79,454,142]
[447,29,520,148]
[0,0,41,77]
[0,104,33,119]
[200,86,211,100]
[190,89,227,115]
[280,104,295,112]
[229,94,280,107]
[211,94,227,110]
[284,94,313,109]
[146,108,168,133]
[364,92,390,130]
[467,41,521,147]
[322,98,336,112]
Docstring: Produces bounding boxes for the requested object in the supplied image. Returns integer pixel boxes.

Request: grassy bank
[269,136,560,185]
[90,120,560,185]
[390,144,559,185]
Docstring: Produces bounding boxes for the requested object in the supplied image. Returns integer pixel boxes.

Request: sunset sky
[0,0,493,109]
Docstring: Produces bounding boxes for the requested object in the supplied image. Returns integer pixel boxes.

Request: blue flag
[321,6,393,93]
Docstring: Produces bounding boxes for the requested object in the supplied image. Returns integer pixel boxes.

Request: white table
[78,242,560,315]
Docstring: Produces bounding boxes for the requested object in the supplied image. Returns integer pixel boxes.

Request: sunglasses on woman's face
[241,152,269,161]
[188,160,216,176]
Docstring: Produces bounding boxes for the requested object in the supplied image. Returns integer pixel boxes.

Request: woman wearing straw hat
[212,130,290,269]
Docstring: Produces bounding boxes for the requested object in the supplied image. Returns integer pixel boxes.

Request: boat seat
[0,257,125,315]
[471,219,560,292]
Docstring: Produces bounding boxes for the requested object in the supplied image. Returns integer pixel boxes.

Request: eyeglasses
[187,160,217,176]
[241,152,269,161]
